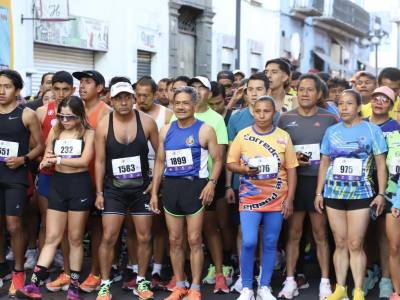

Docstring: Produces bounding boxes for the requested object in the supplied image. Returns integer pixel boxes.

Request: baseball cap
[110,82,135,97]
[372,86,395,102]
[217,70,234,82]
[233,69,245,77]
[52,71,73,86]
[72,70,105,86]
[189,76,211,90]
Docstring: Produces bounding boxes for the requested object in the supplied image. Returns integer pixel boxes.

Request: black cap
[217,70,234,82]
[52,71,73,86]
[72,70,105,86]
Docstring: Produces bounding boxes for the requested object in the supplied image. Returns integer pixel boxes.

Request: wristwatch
[209,178,217,185]
[23,156,30,167]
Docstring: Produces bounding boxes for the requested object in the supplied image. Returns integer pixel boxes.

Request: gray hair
[173,86,198,103]
[255,95,276,111]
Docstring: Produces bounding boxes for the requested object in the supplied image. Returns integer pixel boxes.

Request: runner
[150,86,222,300]
[315,89,388,300]
[227,96,298,300]
[278,74,338,300]
[17,96,95,300]
[94,81,158,300]
[0,69,44,296]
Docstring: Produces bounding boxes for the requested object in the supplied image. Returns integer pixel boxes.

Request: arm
[224,143,235,203]
[150,125,168,214]
[314,155,331,214]
[164,109,173,124]
[226,86,245,110]
[35,106,45,123]
[371,154,387,215]
[144,117,159,193]
[94,117,108,210]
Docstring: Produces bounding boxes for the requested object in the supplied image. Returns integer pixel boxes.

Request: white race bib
[112,156,142,179]
[148,155,155,177]
[248,156,279,179]
[294,143,320,165]
[389,157,400,176]
[166,148,194,172]
[0,140,19,162]
[333,157,363,181]
[54,139,82,158]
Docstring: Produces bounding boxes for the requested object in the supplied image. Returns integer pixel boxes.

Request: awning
[312,50,351,73]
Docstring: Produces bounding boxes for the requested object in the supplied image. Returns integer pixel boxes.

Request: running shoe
[134,279,153,300]
[223,265,234,286]
[6,248,14,261]
[110,265,122,283]
[150,272,165,290]
[390,293,400,300]
[96,283,112,300]
[231,275,243,293]
[319,281,332,300]
[166,276,189,291]
[16,283,42,299]
[46,272,70,292]
[164,287,188,300]
[257,286,276,300]
[9,271,25,297]
[80,273,101,293]
[66,287,80,300]
[54,250,64,270]
[24,249,38,270]
[326,284,348,300]
[187,289,201,300]
[353,287,365,300]
[362,265,380,295]
[380,277,394,299]
[277,280,299,299]
[295,274,310,290]
[237,287,255,300]
[214,273,229,294]
[202,264,216,284]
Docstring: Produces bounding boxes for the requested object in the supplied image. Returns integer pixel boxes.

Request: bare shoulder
[159,123,171,139]
[96,112,110,135]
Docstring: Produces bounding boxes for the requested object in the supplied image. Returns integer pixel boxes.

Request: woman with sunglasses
[315,89,388,300]
[227,96,298,300]
[17,96,94,300]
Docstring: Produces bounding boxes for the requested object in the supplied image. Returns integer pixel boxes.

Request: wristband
[56,156,62,165]
[209,178,217,185]
[225,186,232,190]
[378,193,385,197]
[96,192,104,196]
[316,193,322,196]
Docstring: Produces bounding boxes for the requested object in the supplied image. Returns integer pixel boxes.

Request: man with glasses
[94,81,158,300]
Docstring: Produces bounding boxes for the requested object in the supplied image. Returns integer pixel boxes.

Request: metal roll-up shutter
[32,44,94,95]
[137,50,152,80]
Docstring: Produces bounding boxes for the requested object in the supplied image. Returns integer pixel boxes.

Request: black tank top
[105,110,149,188]
[0,105,30,185]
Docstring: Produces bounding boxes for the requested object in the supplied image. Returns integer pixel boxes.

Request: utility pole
[235,0,241,69]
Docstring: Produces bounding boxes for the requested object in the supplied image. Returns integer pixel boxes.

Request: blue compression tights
[240,211,283,288]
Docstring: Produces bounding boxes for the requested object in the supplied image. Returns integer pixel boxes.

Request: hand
[391,207,400,218]
[242,166,260,177]
[44,150,56,160]
[95,195,104,210]
[314,195,324,214]
[296,152,311,167]
[370,194,386,216]
[199,181,215,206]
[5,157,25,169]
[39,158,56,169]
[281,199,293,219]
[225,187,235,204]
[143,182,153,194]
[150,194,160,214]
[228,86,245,107]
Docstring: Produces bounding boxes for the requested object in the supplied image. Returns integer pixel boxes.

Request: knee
[68,234,83,248]
[242,235,257,251]
[136,231,152,245]
[169,235,183,249]
[101,230,118,247]
[188,232,202,249]
[313,228,328,245]
[7,222,22,236]
[348,237,363,252]
[45,232,62,246]
[287,227,302,245]
[389,241,400,257]
[334,236,348,250]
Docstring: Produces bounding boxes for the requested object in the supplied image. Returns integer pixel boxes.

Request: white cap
[110,82,134,97]
[233,69,245,77]
[189,76,211,90]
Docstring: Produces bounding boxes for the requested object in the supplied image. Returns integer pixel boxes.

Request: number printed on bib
[0,140,19,162]
[54,139,82,158]
[248,156,279,179]
[148,155,155,177]
[294,143,320,165]
[112,156,142,179]
[389,157,400,176]
[166,148,194,172]
[333,157,362,181]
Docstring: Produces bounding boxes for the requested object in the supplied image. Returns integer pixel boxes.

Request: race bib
[0,140,19,162]
[389,157,400,176]
[294,143,320,165]
[333,157,363,181]
[166,148,194,172]
[148,155,155,177]
[248,156,279,179]
[54,139,82,158]
[112,156,142,179]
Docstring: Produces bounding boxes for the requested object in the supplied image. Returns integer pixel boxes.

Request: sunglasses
[57,113,78,122]
[372,95,391,104]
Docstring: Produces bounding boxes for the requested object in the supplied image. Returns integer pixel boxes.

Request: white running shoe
[24,249,38,270]
[6,248,14,261]
[319,281,332,300]
[257,286,276,300]
[278,279,299,299]
[231,275,243,293]
[237,287,255,300]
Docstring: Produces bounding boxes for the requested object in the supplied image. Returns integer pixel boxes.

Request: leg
[165,213,185,281]
[6,216,26,271]
[98,215,125,279]
[152,211,167,268]
[326,207,349,286]
[215,197,235,263]
[24,192,39,250]
[240,211,262,289]
[88,215,102,275]
[309,212,330,278]
[347,208,370,289]
[202,210,223,274]
[387,213,400,294]
[67,211,90,272]
[125,216,138,266]
[285,211,306,277]
[259,212,283,286]
[131,215,152,278]
[37,194,48,252]
[378,215,390,278]
[186,210,205,286]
